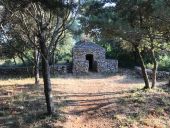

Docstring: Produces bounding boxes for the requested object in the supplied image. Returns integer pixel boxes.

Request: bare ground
[0,69,170,128]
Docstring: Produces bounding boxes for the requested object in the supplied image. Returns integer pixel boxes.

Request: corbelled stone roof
[73,41,105,50]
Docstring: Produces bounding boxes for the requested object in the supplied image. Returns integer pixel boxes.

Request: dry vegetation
[0,69,169,128]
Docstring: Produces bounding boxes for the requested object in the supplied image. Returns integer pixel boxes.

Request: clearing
[0,69,170,128]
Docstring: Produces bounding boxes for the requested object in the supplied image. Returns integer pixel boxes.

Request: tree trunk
[34,49,40,86]
[13,57,17,65]
[168,79,170,87]
[41,56,54,115]
[18,54,26,65]
[133,50,138,65]
[135,47,150,89]
[151,50,158,88]
[39,34,54,115]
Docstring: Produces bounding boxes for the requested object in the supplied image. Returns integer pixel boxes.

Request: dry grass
[0,69,169,128]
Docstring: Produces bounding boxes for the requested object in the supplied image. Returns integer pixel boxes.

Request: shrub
[146,55,170,71]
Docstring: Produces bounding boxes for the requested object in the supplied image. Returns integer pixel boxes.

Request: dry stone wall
[51,64,71,74]
[73,60,89,74]
[105,59,118,72]
[135,66,170,80]
[0,42,119,76]
[0,63,72,76]
[0,66,34,76]
[96,59,118,73]
[73,48,105,61]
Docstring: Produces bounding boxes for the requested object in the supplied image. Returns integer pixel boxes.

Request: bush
[146,55,170,71]
[158,55,170,71]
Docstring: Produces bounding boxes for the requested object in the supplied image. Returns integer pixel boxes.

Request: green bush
[158,55,170,71]
[146,55,170,71]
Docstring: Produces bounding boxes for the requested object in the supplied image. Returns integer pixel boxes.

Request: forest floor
[0,69,170,128]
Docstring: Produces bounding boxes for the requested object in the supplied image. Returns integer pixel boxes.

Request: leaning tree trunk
[39,35,54,115]
[34,49,40,86]
[151,50,158,89]
[135,47,150,89]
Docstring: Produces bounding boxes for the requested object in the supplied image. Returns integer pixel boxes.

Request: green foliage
[159,55,170,71]
[97,39,139,68]
[79,0,170,72]
[3,59,14,66]
[55,32,74,63]
[146,54,170,71]
[68,19,83,42]
[0,57,31,67]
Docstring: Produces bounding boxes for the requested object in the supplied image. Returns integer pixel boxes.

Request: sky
[103,2,116,8]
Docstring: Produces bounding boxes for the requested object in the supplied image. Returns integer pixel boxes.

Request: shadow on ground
[0,84,65,128]
[55,85,170,127]
[1,84,170,128]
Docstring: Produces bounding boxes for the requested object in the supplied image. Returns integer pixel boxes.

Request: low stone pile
[0,66,34,76]
[105,59,118,73]
[135,66,170,80]
[51,63,72,74]
[51,65,67,74]
[95,59,118,73]
[0,63,72,76]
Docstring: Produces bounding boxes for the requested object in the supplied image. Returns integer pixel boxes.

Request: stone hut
[72,41,118,74]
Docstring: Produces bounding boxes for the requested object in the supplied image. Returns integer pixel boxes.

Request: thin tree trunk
[18,54,31,77]
[133,51,138,65]
[39,34,54,115]
[168,79,170,87]
[18,54,26,65]
[41,56,54,115]
[151,50,158,88]
[135,47,150,89]
[34,49,40,86]
[50,52,55,75]
[13,57,17,65]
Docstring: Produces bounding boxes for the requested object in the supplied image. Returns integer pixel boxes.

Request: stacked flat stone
[0,64,71,76]
[51,63,71,74]
[135,66,170,80]
[72,41,118,74]
[0,66,34,76]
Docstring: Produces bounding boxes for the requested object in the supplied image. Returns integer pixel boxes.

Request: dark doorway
[86,54,94,71]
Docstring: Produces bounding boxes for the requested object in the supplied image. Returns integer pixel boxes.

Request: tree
[147,0,170,88]
[80,0,150,89]
[79,0,170,89]
[0,20,40,82]
[0,28,34,65]
[145,0,170,88]
[1,0,78,115]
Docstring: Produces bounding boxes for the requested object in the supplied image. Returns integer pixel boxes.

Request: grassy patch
[0,84,65,128]
[112,87,170,128]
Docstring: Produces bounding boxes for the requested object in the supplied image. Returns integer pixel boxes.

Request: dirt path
[52,72,144,128]
[1,70,168,128]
